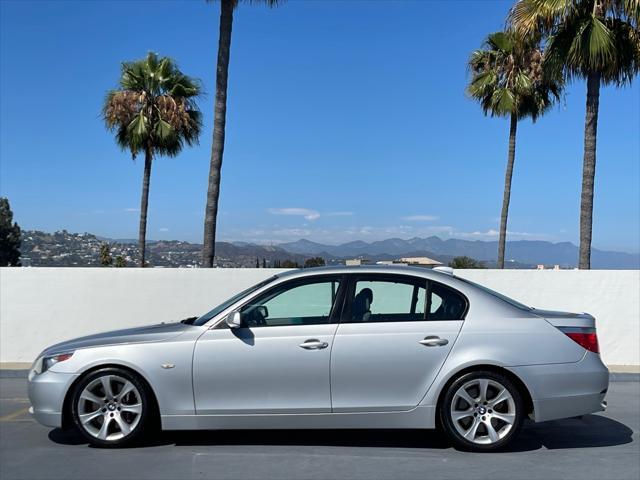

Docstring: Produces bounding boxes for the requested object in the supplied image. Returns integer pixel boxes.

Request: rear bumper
[508,351,609,422]
[27,369,78,428]
[533,392,607,422]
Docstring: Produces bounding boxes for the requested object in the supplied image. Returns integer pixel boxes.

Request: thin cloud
[327,211,355,217]
[402,215,439,222]
[272,228,313,237]
[267,208,320,221]
[228,223,554,245]
[158,227,169,232]
[467,229,500,237]
[456,229,550,240]
[123,208,139,213]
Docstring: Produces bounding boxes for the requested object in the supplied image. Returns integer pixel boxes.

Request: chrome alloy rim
[450,378,516,445]
[77,375,142,441]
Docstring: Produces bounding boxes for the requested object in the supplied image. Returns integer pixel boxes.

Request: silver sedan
[28,266,609,451]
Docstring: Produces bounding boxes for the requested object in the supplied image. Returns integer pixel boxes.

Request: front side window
[240,278,341,327]
[193,276,277,326]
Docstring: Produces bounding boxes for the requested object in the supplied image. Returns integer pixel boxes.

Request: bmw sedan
[28,266,609,451]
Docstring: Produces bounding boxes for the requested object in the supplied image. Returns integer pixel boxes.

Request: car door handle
[419,336,449,347]
[299,339,329,350]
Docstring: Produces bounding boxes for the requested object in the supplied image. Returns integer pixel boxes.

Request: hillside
[17,230,639,269]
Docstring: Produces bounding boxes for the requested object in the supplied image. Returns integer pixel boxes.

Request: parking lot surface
[1,378,638,480]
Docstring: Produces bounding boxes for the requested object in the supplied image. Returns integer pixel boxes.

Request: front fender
[51,332,201,417]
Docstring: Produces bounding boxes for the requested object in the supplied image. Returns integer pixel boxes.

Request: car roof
[274,264,453,282]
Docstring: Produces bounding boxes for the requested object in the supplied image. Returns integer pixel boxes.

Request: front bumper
[27,369,79,428]
[508,351,609,423]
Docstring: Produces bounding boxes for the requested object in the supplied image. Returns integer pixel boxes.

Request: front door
[193,276,344,414]
[330,274,465,412]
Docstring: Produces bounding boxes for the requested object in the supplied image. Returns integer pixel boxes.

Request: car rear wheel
[71,368,151,447]
[440,370,524,451]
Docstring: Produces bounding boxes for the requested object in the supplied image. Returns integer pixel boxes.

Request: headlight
[32,352,74,375]
[43,352,74,372]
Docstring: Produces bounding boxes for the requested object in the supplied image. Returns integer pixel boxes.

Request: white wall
[1,268,638,366]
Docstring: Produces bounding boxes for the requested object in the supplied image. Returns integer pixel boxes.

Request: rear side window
[428,282,467,320]
[343,275,467,323]
[349,279,426,323]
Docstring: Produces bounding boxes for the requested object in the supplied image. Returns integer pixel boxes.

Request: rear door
[330,274,466,412]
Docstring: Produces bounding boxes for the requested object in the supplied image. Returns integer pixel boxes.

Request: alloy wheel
[76,374,143,442]
[449,378,516,445]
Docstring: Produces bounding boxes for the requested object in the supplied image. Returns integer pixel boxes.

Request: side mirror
[226,311,242,329]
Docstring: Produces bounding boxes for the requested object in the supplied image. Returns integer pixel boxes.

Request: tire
[71,367,153,448]
[439,370,524,452]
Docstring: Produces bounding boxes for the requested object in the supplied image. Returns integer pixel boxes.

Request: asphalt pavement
[1,378,638,480]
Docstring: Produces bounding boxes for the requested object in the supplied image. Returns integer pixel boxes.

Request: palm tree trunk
[138,146,153,268]
[202,0,234,268]
[579,72,601,270]
[497,114,518,269]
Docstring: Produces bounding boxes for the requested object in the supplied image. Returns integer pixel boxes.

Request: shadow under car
[48,414,633,451]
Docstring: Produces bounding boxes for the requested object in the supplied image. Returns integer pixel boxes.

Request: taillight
[559,327,599,353]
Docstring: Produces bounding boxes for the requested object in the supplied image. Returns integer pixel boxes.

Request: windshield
[192,276,277,326]
[455,276,531,310]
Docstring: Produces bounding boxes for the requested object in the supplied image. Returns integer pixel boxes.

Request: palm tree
[103,52,202,267]
[510,0,639,269]
[468,31,562,268]
[202,0,282,268]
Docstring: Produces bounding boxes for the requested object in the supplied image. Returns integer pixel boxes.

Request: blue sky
[1,0,638,252]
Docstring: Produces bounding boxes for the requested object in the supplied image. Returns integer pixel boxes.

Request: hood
[40,322,192,357]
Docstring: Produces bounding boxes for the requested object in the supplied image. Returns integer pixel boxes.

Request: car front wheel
[440,370,524,451]
[71,367,152,447]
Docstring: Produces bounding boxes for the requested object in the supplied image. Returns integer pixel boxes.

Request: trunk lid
[531,309,599,354]
[530,308,596,328]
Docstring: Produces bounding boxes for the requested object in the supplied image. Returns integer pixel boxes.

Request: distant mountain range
[19,230,639,269]
[278,236,639,269]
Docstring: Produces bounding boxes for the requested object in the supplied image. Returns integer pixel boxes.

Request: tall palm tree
[202,0,282,268]
[510,0,639,269]
[468,31,562,268]
[104,52,202,267]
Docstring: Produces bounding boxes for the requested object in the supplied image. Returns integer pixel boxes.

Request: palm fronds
[102,52,203,159]
[467,30,562,120]
[509,0,640,85]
